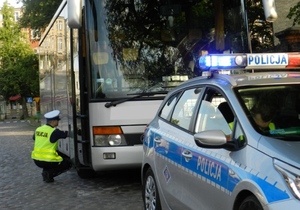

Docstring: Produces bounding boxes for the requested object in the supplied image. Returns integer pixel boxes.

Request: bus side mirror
[68,0,82,28]
[262,0,278,22]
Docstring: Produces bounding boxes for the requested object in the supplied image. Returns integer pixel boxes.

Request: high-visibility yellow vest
[228,122,244,141]
[228,122,275,141]
[229,122,234,130]
[229,122,275,131]
[269,122,275,130]
[31,125,63,162]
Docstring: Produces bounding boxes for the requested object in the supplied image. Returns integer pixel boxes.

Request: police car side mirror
[194,130,227,146]
[194,130,238,151]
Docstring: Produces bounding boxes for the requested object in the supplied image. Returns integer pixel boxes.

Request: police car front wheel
[238,195,263,210]
[143,168,162,210]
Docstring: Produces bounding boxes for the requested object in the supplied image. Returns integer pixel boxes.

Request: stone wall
[4,101,37,120]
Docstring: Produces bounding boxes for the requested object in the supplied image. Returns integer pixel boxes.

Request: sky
[0,0,23,8]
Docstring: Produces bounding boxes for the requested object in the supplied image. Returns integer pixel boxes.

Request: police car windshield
[237,84,300,140]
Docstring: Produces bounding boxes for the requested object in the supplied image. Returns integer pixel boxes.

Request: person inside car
[250,100,278,131]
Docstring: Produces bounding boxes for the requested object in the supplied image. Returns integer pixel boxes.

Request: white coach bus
[38,0,269,177]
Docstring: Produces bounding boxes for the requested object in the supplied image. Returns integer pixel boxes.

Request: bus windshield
[86,0,248,99]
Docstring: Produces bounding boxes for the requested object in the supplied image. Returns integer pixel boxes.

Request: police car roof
[171,71,300,94]
[227,71,300,87]
[192,52,300,87]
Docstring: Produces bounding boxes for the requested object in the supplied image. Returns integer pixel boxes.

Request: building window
[51,37,54,49]
[14,12,19,21]
[58,38,63,51]
[31,29,41,40]
[40,60,44,69]
[58,20,63,31]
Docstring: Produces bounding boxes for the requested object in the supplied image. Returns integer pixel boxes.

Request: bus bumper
[91,145,143,171]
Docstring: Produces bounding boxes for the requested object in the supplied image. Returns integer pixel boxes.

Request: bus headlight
[94,135,107,146]
[93,126,126,146]
[108,134,122,145]
[274,159,300,200]
[94,134,126,146]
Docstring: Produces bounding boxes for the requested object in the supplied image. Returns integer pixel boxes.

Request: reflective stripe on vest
[31,125,63,162]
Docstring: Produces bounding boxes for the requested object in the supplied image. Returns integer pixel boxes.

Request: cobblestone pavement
[0,120,144,210]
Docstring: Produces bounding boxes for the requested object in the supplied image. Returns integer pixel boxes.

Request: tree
[18,0,63,30]
[287,2,300,26]
[0,2,39,118]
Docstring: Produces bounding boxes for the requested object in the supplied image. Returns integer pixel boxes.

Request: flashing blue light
[199,54,247,70]
[212,55,232,67]
[199,52,300,71]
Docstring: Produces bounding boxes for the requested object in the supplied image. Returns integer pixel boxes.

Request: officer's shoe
[42,171,54,183]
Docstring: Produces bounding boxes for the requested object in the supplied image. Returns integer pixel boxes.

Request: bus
[38,0,274,178]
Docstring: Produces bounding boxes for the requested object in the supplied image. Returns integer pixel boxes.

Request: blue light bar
[199,54,247,70]
[199,53,300,71]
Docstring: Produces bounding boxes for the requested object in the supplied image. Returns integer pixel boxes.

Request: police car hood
[257,136,300,167]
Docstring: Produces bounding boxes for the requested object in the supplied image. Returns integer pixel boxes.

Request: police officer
[31,110,72,183]
[250,100,277,131]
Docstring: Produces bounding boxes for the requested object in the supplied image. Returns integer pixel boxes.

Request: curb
[27,119,41,127]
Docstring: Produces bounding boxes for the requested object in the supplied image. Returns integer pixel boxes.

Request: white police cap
[44,110,61,121]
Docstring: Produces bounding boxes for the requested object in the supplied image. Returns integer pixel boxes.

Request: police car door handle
[154,136,162,144]
[182,150,192,162]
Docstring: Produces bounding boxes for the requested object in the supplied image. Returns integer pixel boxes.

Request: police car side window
[195,100,231,136]
[171,88,201,130]
[234,122,244,140]
[160,93,180,120]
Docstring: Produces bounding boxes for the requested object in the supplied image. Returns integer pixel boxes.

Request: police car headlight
[94,134,126,146]
[274,160,300,200]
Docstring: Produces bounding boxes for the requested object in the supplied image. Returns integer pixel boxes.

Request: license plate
[247,53,288,68]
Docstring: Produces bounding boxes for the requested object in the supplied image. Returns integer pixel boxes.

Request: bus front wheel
[76,167,96,179]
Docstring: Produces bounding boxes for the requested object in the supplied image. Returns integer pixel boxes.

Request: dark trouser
[34,158,72,178]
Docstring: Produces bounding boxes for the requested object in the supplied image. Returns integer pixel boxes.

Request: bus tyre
[143,168,162,210]
[238,195,263,210]
[76,168,96,179]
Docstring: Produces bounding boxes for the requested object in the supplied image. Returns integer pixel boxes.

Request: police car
[141,53,300,210]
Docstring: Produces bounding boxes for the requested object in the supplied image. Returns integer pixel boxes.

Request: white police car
[141,53,300,210]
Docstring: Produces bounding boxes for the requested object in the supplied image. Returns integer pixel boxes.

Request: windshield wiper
[105,91,168,108]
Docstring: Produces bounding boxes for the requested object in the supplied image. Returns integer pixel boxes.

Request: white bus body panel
[89,100,163,171]
[89,100,162,125]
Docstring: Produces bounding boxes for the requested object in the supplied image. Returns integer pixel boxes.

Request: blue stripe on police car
[149,129,290,203]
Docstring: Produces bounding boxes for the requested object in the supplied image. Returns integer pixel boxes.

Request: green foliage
[287,2,300,26]
[19,0,63,30]
[0,2,39,102]
[0,3,21,57]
